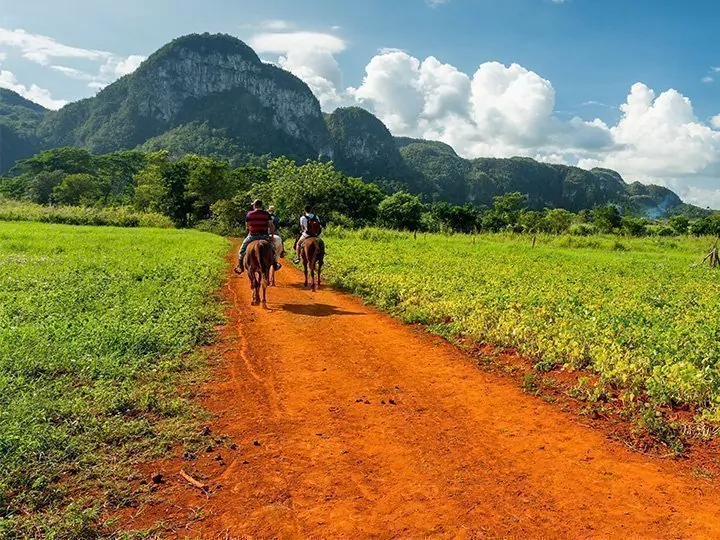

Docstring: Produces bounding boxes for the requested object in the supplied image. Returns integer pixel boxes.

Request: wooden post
[702,238,720,268]
[532,235,537,249]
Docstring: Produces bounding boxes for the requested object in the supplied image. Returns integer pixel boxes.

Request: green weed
[0,221,227,536]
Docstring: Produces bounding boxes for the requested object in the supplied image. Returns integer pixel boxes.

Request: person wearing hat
[268,205,281,235]
[235,199,282,275]
[267,205,284,258]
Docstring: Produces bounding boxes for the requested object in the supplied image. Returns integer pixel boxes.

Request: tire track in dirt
[128,244,720,538]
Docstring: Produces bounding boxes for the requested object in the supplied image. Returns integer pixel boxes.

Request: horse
[269,234,284,287]
[244,239,273,307]
[299,236,324,292]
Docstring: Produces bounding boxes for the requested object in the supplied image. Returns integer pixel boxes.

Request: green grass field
[323,229,720,418]
[0,222,227,537]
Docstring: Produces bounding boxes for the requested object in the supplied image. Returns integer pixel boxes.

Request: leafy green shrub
[568,223,596,236]
[0,199,174,228]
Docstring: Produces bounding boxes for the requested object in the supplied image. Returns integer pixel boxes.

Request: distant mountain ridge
[0,33,702,217]
[0,88,48,174]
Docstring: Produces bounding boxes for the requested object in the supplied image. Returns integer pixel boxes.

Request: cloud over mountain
[253,28,720,208]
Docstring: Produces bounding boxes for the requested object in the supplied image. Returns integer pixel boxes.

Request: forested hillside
[0,33,704,217]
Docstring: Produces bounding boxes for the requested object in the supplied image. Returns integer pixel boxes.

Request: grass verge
[0,221,227,537]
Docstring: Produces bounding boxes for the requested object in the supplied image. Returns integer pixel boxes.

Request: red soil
[119,244,720,538]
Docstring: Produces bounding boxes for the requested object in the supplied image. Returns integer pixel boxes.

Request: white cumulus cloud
[0,28,110,65]
[250,31,348,110]
[348,51,612,159]
[0,28,145,92]
[0,68,67,109]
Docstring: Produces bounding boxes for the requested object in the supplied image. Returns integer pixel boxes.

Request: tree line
[1,147,719,237]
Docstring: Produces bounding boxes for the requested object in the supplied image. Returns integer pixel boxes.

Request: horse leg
[261,271,269,308]
[303,258,309,287]
[269,265,275,287]
[248,272,257,306]
[317,258,323,288]
[310,257,317,292]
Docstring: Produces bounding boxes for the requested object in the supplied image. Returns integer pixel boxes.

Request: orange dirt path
[134,246,720,538]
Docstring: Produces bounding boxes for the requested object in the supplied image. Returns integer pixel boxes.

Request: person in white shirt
[293,205,323,263]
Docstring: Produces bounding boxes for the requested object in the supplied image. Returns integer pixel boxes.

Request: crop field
[323,229,720,417]
[0,222,227,537]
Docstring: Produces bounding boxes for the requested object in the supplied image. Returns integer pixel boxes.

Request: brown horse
[244,239,273,307]
[300,237,325,292]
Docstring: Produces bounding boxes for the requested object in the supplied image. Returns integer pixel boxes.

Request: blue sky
[2,0,720,206]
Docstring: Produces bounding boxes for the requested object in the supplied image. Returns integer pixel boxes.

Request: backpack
[306,215,322,237]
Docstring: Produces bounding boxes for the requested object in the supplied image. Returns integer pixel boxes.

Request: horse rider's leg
[268,239,281,271]
[236,235,253,273]
[293,234,305,264]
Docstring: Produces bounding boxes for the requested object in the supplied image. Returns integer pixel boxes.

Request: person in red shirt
[235,199,282,274]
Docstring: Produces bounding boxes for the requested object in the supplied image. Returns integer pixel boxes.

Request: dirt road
[131,250,720,538]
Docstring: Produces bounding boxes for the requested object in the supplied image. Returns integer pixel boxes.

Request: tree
[52,173,102,205]
[669,215,689,235]
[11,147,95,176]
[183,154,234,221]
[542,208,573,234]
[594,205,622,233]
[690,214,720,236]
[377,192,425,230]
[519,210,545,233]
[621,216,648,237]
[492,192,527,225]
[133,151,170,213]
[251,158,385,231]
[25,171,66,204]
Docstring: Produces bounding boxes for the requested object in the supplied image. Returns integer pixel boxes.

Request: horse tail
[261,241,273,285]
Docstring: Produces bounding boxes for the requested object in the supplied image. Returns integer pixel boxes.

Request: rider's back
[247,209,271,235]
[305,214,322,237]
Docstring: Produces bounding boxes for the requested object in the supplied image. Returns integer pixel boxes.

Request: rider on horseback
[293,205,323,264]
[235,199,282,275]
[268,205,284,258]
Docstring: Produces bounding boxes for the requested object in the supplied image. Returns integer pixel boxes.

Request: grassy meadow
[0,221,227,537]
[323,229,720,418]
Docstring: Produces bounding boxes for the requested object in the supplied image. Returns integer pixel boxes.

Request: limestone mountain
[325,107,406,191]
[38,33,331,161]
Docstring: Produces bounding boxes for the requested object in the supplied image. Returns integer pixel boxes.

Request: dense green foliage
[0,89,48,175]
[323,230,720,416]
[2,147,719,238]
[325,107,405,188]
[397,142,697,217]
[0,222,227,536]
[1,147,147,205]
[0,199,173,228]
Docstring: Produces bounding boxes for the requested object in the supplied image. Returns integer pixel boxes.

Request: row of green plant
[0,198,173,228]
[0,222,227,537]
[1,147,718,238]
[321,229,720,420]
